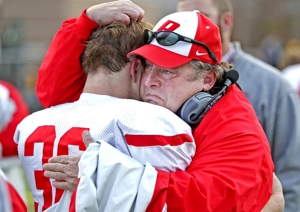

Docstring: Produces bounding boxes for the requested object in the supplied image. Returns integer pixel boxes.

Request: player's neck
[83,72,131,99]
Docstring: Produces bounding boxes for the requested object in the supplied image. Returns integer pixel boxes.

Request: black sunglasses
[144,29,218,64]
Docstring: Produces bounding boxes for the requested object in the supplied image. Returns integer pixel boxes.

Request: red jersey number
[24,126,87,211]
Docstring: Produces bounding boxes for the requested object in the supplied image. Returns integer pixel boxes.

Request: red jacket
[149,84,274,211]
[36,10,274,211]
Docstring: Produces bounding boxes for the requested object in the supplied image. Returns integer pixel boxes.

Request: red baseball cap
[127,10,222,68]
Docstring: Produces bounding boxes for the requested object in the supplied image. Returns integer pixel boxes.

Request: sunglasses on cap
[144,29,218,64]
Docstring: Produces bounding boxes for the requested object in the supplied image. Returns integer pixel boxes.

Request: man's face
[140,60,205,113]
[177,0,219,25]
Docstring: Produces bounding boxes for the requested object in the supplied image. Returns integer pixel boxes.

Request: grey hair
[189,60,234,84]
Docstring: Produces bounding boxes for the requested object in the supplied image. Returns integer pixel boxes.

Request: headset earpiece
[176,69,239,126]
[176,92,214,126]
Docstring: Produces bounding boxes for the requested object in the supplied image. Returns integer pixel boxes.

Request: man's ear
[129,58,143,82]
[202,70,217,91]
[220,11,234,32]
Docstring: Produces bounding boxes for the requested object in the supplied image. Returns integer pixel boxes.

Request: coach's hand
[43,155,81,191]
[43,130,94,191]
[86,0,144,26]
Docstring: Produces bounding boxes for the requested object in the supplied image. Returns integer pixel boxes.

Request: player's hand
[86,0,144,26]
[43,155,81,191]
[261,173,285,212]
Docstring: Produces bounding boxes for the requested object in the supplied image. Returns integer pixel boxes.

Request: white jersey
[14,93,195,212]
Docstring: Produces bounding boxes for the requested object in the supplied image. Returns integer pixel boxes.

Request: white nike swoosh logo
[196,51,207,56]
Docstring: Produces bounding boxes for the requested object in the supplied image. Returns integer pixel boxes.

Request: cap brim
[127,44,192,69]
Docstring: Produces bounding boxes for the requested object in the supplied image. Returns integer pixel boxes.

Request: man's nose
[143,68,160,88]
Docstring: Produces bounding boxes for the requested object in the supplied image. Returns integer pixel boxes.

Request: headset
[176,69,239,126]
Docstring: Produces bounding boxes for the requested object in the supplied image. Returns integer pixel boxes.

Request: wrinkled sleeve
[36,10,99,108]
[62,141,160,212]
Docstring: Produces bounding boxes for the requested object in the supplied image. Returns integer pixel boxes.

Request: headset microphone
[223,69,239,87]
[176,69,239,126]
